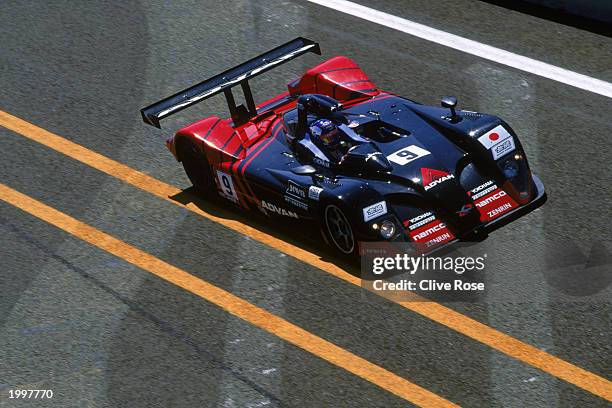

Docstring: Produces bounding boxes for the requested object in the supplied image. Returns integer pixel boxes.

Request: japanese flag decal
[478,125,516,160]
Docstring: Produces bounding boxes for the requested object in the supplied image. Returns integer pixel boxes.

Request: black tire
[323,204,356,255]
[178,140,214,194]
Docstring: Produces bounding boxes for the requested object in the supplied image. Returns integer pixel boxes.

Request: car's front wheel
[323,204,356,255]
[178,139,214,194]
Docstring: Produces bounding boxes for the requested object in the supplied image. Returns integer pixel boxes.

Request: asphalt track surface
[0,1,610,407]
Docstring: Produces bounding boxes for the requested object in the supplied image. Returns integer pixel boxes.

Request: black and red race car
[141,37,546,256]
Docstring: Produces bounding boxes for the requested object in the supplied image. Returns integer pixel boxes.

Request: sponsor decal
[409,215,436,230]
[407,212,437,231]
[285,195,308,210]
[491,137,515,160]
[363,201,387,222]
[386,145,431,166]
[313,157,331,168]
[456,203,474,217]
[487,203,513,218]
[473,188,518,221]
[411,221,446,241]
[403,212,437,231]
[409,212,433,224]
[421,168,454,191]
[409,221,455,248]
[286,180,307,200]
[425,232,452,248]
[421,168,455,191]
[475,190,507,208]
[468,180,494,195]
[285,180,307,210]
[477,125,515,159]
[261,200,299,218]
[470,183,498,200]
[308,186,323,201]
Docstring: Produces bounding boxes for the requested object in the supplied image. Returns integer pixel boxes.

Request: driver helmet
[309,119,339,147]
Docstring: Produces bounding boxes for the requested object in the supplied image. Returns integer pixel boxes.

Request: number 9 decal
[216,170,239,203]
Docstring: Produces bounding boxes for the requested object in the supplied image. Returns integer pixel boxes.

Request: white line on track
[305,0,612,99]
[465,64,558,405]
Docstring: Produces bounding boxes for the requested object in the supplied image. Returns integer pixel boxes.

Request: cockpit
[282,93,411,171]
[280,95,397,177]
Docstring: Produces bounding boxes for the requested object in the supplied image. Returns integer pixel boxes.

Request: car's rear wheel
[324,204,356,255]
[178,139,214,194]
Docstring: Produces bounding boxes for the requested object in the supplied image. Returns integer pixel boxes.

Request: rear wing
[141,37,321,128]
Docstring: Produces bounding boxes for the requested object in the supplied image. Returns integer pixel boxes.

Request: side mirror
[305,94,343,117]
[291,164,317,175]
[441,96,458,117]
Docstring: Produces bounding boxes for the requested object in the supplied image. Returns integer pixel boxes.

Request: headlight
[502,160,519,179]
[379,220,396,239]
[498,152,532,204]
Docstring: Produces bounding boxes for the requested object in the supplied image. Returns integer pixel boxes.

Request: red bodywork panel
[167,55,380,164]
[287,56,380,101]
[177,117,244,159]
[165,56,381,209]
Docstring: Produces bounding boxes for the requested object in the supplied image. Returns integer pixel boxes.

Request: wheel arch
[317,180,388,243]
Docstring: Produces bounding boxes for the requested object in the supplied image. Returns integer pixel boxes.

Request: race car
[141,37,546,256]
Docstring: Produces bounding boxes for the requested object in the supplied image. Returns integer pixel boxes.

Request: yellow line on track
[0,182,457,408]
[1,110,610,402]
